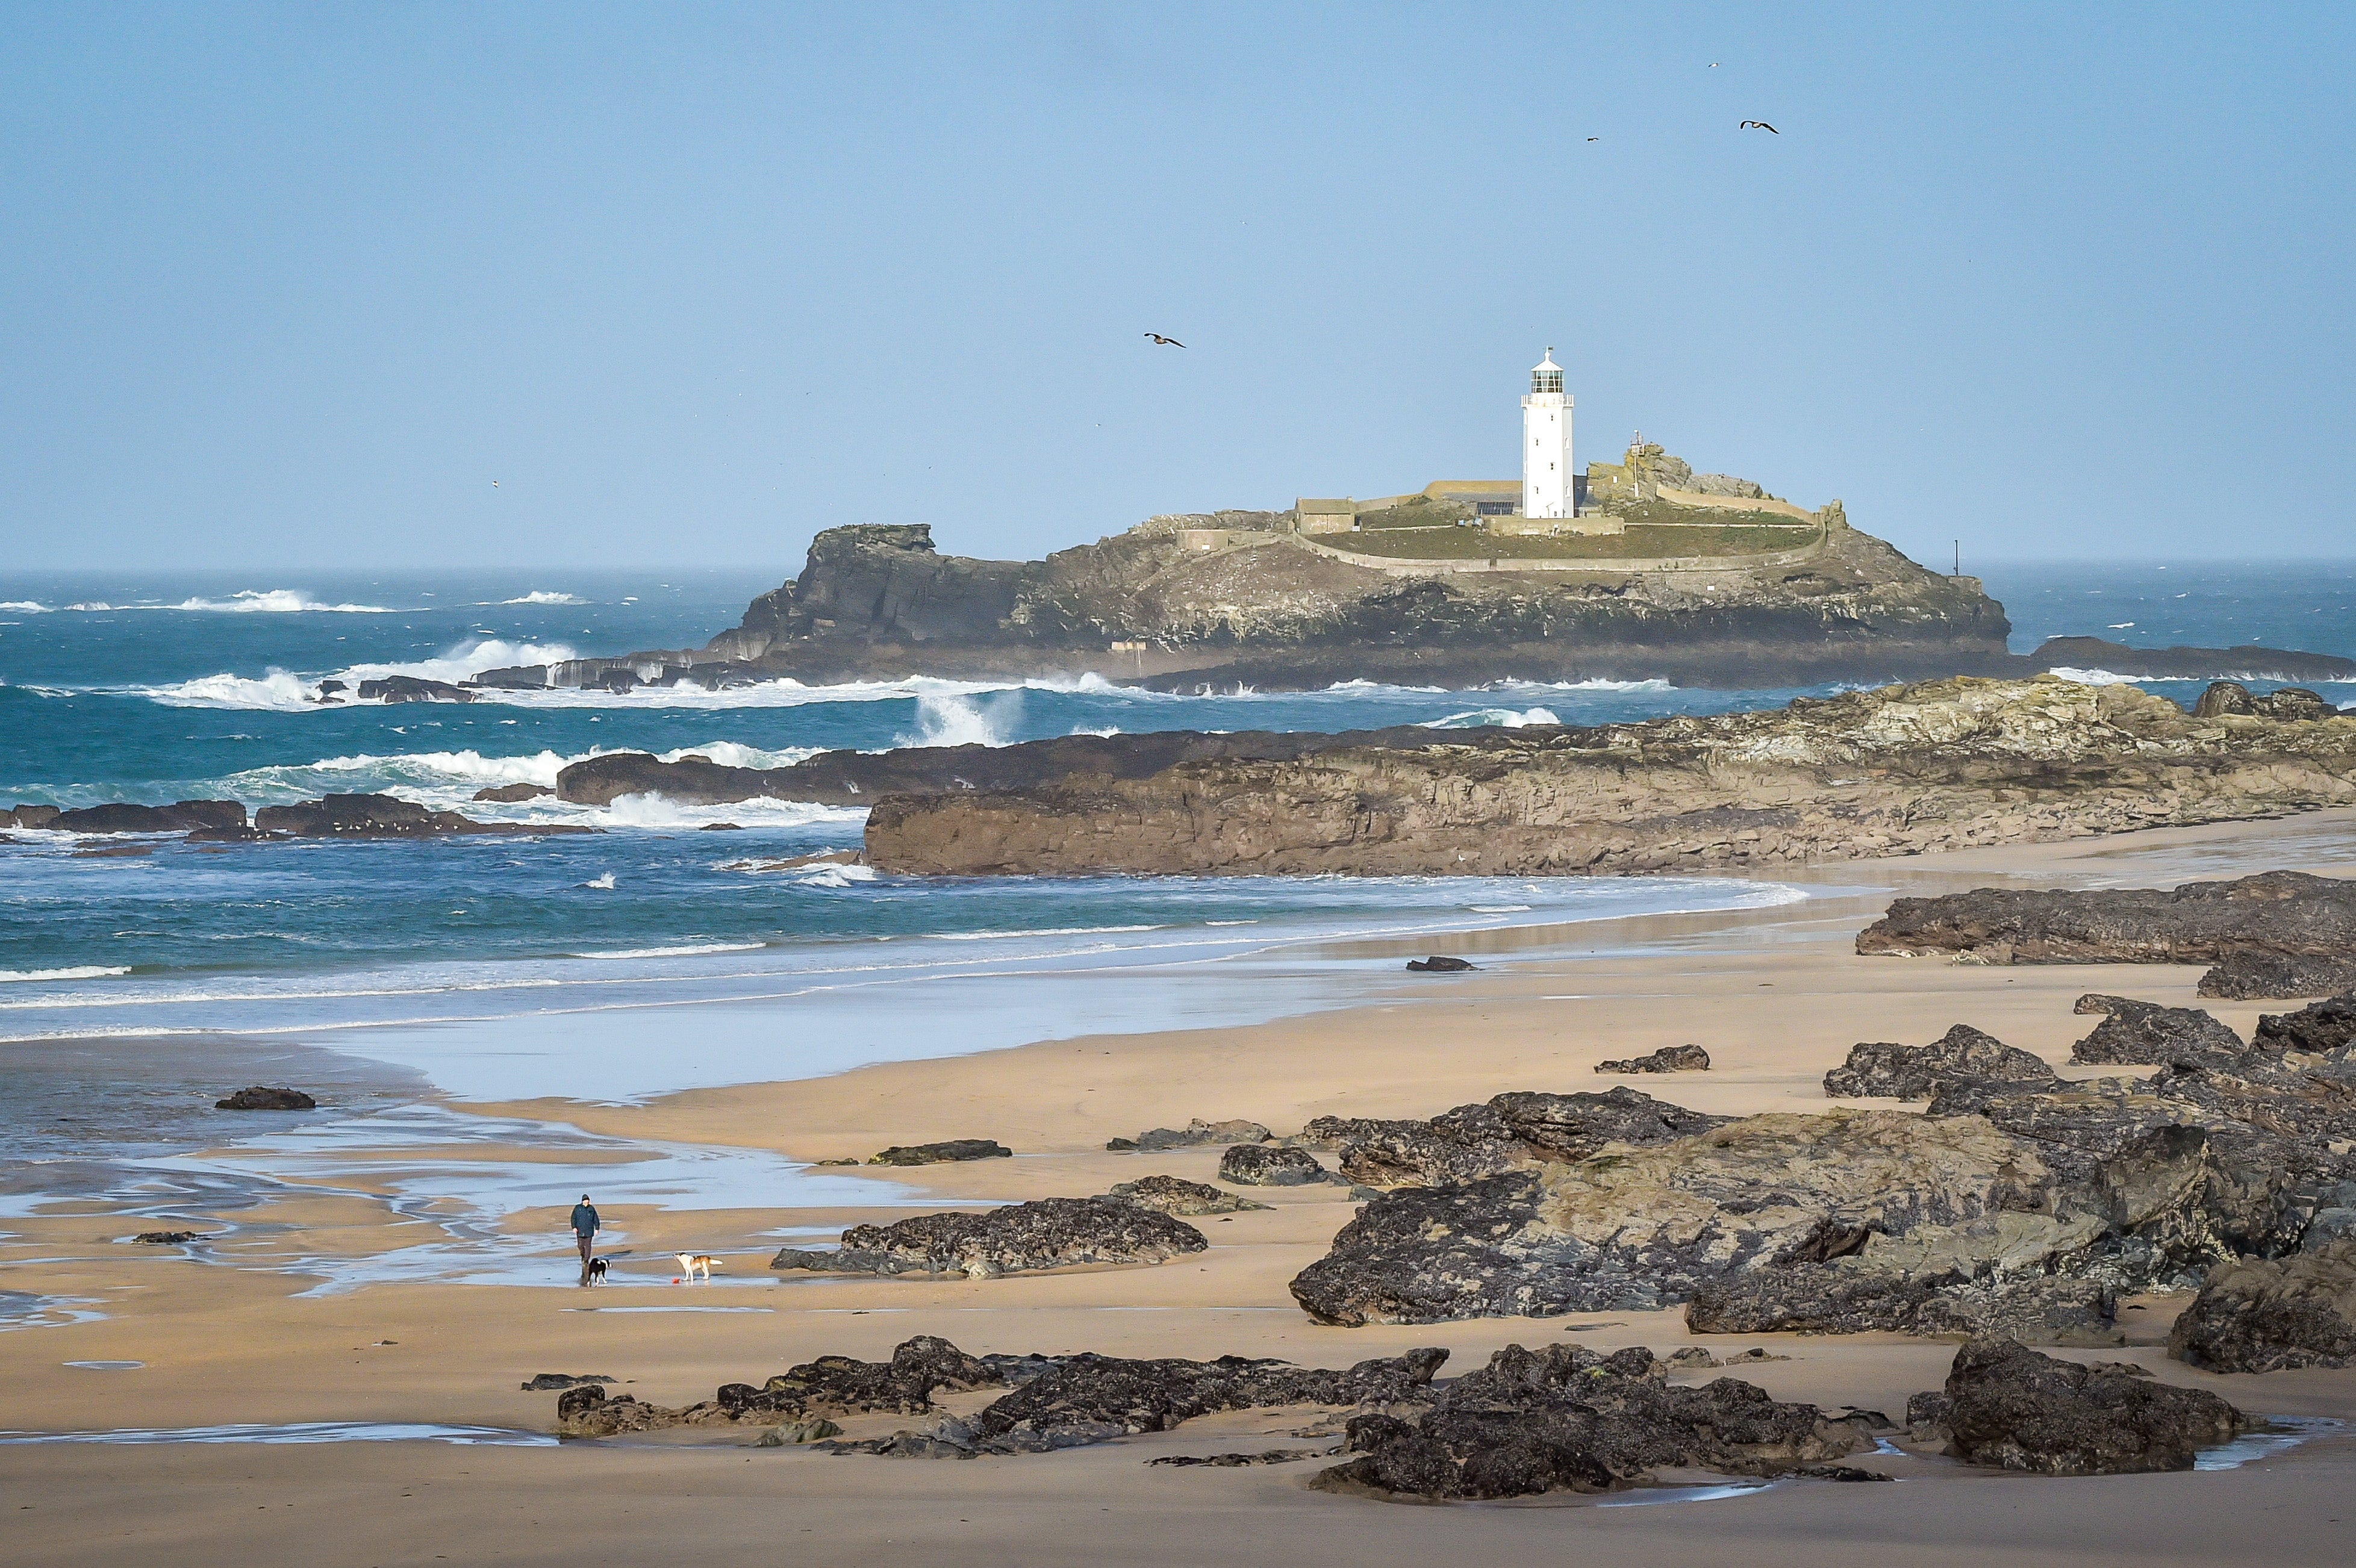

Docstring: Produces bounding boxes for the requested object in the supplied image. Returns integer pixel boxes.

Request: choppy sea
[0,560,2349,1090]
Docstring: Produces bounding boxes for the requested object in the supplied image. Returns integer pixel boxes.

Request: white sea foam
[68,590,399,614]
[937,924,1164,941]
[494,591,587,606]
[0,600,50,613]
[1424,706,1562,728]
[572,943,767,960]
[134,639,580,711]
[2048,667,2356,687]
[0,966,132,983]
[900,691,1015,747]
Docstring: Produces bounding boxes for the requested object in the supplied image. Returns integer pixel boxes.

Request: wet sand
[5,808,2356,1565]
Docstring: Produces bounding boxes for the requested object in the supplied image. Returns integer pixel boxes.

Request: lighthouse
[1521,347,1572,519]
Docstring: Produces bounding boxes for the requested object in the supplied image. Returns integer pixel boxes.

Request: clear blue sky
[4,2,2349,571]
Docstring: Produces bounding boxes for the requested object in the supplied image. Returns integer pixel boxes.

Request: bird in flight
[1144,333,1185,347]
[1740,120,1778,133]
[1586,136,1599,142]
[491,481,500,488]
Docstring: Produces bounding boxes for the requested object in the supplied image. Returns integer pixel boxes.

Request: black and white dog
[586,1257,610,1284]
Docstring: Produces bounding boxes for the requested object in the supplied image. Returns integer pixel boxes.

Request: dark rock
[1904,1390,1952,1443]
[50,800,247,835]
[1596,1044,1712,1074]
[2254,994,2356,1056]
[2198,952,2356,999]
[357,676,476,704]
[1323,1087,1724,1190]
[1313,1342,1875,1500]
[1146,1446,1341,1467]
[1942,1338,2245,1474]
[699,822,743,831]
[772,1197,1207,1278]
[521,1372,622,1391]
[472,783,553,803]
[867,1139,1012,1166]
[1857,871,2356,965]
[1406,956,1476,972]
[556,1336,1003,1436]
[1794,1464,1893,1481]
[2069,996,2248,1067]
[1111,1118,1270,1153]
[1824,1024,2056,1101]
[4,804,61,829]
[1217,1144,1330,1187]
[1102,1175,1270,1215]
[214,1086,316,1111]
[1686,1271,2118,1346]
[252,792,592,838]
[133,1231,199,1244]
[2168,1239,2356,1372]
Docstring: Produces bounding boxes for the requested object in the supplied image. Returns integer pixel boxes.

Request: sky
[2,2,2351,573]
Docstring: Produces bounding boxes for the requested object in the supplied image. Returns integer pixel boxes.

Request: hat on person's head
[581,1193,591,1201]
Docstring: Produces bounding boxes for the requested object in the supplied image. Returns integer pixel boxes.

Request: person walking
[570,1193,601,1284]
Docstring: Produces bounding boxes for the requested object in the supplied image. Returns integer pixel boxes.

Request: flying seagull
[1586,136,1599,142]
[1144,332,1186,347]
[1739,120,1778,133]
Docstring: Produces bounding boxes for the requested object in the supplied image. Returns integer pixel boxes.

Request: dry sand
[5,810,2356,1565]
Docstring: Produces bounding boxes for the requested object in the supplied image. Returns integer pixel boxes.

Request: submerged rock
[772,1197,1207,1278]
[1595,1044,1712,1074]
[214,1086,316,1111]
[2068,996,2248,1068]
[253,793,593,838]
[1312,1342,1878,1501]
[2198,952,2356,1000]
[1217,1144,1331,1186]
[1102,1175,1270,1215]
[1822,1024,2057,1101]
[1857,871,2356,965]
[1940,1339,2245,1474]
[867,1139,1012,1166]
[2168,1239,2356,1372]
[472,783,553,803]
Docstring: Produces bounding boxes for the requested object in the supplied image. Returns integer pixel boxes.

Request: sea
[0,560,2349,1089]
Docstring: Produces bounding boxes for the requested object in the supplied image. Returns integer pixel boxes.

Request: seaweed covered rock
[772,1198,1206,1278]
[1941,1339,2245,1474]
[1102,1174,1270,1215]
[2167,1239,2356,1372]
[867,1139,1012,1166]
[2068,996,2248,1068]
[1857,871,2356,965]
[2253,994,2356,1056]
[1823,1025,2056,1101]
[1595,1044,1712,1074]
[2198,953,2356,1000]
[1686,1271,2118,1346]
[1322,1087,1723,1189]
[555,1336,1006,1436]
[1312,1342,1879,1500]
[1217,1143,1331,1186]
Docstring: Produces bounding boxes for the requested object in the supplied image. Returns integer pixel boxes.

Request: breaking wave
[495,591,587,606]
[134,640,580,710]
[66,590,400,614]
[1425,706,1562,728]
[0,966,132,983]
[0,600,51,614]
[2048,667,2356,688]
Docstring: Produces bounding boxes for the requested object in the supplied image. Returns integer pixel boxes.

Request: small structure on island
[1522,347,1573,520]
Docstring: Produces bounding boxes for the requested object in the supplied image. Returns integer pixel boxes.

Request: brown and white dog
[675,1252,718,1282]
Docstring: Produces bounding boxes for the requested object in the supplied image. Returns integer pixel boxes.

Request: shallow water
[0,1421,555,1447]
[2194,1415,2343,1470]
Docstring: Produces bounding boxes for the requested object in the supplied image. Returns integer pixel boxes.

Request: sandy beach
[6,809,2356,1566]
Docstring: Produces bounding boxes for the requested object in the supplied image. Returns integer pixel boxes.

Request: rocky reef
[862,677,2356,877]
[770,1196,1206,1278]
[1859,869,2356,963]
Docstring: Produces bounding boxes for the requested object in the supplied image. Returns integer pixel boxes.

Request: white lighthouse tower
[1521,347,1573,519]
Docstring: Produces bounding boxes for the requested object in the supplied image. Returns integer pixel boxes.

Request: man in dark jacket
[570,1194,600,1283]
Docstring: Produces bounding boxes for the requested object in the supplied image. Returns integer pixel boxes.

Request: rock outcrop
[867,1139,1011,1166]
[251,793,594,838]
[2169,1239,2356,1372]
[1105,1118,1270,1153]
[1595,1044,1711,1073]
[1687,1272,2119,1346]
[1100,1175,1270,1215]
[556,1335,1003,1436]
[2068,996,2248,1068]
[2254,994,2356,1055]
[2198,953,2356,999]
[865,679,2356,877]
[1940,1339,2245,1474]
[1822,1025,2057,1101]
[771,1198,1206,1278]
[49,800,248,835]
[1857,870,2356,964]
[1313,1342,1881,1500]
[1302,1087,1723,1190]
[356,676,475,704]
[214,1086,316,1110]
[1405,956,1476,973]
[1216,1145,1332,1186]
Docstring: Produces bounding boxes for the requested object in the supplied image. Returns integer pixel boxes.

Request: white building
[1521,347,1573,520]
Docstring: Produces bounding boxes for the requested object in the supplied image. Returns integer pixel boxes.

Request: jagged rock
[2198,952,2356,999]
[1823,1025,2056,1101]
[1684,1271,2117,1346]
[1102,1175,1270,1215]
[214,1086,316,1110]
[1106,1118,1270,1153]
[1858,871,2356,965]
[1406,956,1476,972]
[521,1372,622,1391]
[555,1337,1004,1436]
[2193,681,2337,721]
[1320,1087,1724,1189]
[252,793,593,838]
[1941,1339,2245,1474]
[867,679,2356,877]
[4,804,63,829]
[1596,1044,1712,1074]
[1217,1144,1331,1186]
[868,1139,1012,1166]
[771,1197,1206,1278]
[1289,1110,2051,1326]
[2069,996,2248,1067]
[2254,994,2356,1055]
[357,676,475,704]
[472,783,553,803]
[2167,1239,2356,1372]
[50,800,246,835]
[133,1231,199,1244]
[1312,1342,1877,1500]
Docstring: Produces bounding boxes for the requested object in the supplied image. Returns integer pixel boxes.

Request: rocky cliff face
[653,513,2015,689]
[862,676,2356,876]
